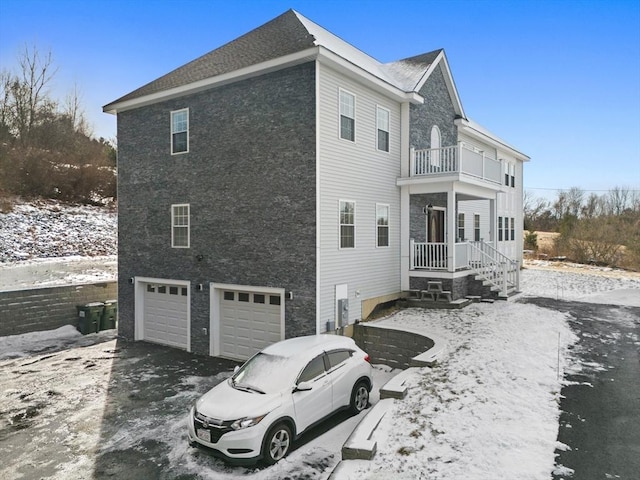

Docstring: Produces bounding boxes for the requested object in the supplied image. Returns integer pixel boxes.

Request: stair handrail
[467,241,519,295]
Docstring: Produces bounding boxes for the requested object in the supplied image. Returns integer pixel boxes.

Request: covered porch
[398,166,519,298]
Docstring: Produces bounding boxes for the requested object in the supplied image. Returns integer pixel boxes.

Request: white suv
[187,334,372,464]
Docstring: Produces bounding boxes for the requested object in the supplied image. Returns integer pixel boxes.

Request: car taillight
[364,354,371,363]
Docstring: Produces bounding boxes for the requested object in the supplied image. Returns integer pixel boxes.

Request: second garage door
[219,289,283,360]
[143,282,189,350]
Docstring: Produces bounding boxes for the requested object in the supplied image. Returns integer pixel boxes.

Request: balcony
[408,145,502,185]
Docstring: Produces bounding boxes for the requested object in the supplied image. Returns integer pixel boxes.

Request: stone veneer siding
[0,282,117,336]
[409,193,447,242]
[409,276,468,300]
[410,63,458,149]
[352,324,434,370]
[116,62,317,355]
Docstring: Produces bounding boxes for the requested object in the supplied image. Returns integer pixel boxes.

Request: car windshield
[231,353,299,394]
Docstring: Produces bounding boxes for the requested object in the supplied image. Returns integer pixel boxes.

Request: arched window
[430,125,441,149]
[430,125,441,168]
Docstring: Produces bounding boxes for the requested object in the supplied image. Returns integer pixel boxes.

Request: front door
[427,208,447,268]
[427,208,445,243]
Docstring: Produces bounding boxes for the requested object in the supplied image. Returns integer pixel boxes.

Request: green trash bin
[77,302,104,334]
[101,300,118,331]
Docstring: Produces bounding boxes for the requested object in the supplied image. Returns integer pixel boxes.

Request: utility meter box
[337,298,349,327]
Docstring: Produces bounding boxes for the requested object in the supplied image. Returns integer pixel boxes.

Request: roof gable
[104,10,461,116]
[105,10,315,108]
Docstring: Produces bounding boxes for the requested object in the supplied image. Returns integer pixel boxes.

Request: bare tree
[607,186,630,216]
[566,187,584,218]
[8,45,57,145]
[63,83,90,136]
[581,193,602,218]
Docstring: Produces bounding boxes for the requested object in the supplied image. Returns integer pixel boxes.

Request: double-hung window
[474,214,481,241]
[376,204,389,247]
[498,216,503,242]
[339,90,355,141]
[376,106,390,152]
[339,200,355,248]
[171,204,190,248]
[457,213,465,241]
[510,217,515,241]
[171,109,189,154]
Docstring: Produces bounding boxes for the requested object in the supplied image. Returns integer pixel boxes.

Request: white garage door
[143,283,189,350]
[220,289,282,360]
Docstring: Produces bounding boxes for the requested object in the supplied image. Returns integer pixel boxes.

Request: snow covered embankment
[0,200,117,263]
[0,200,117,290]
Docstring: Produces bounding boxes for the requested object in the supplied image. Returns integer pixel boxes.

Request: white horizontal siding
[458,200,491,241]
[459,132,498,159]
[317,63,402,326]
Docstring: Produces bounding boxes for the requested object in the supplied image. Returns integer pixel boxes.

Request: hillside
[0,199,117,263]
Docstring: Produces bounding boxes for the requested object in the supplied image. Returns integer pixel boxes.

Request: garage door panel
[142,282,189,350]
[219,289,283,360]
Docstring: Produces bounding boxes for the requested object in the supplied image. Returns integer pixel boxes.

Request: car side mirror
[295,381,312,392]
[233,366,240,373]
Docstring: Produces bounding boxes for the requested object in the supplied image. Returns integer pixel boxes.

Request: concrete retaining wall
[0,282,117,337]
[352,323,434,370]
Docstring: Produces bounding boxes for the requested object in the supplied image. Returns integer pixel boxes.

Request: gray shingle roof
[382,49,443,91]
[106,10,316,107]
[104,9,441,110]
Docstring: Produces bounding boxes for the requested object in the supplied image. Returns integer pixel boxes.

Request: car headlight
[230,414,267,431]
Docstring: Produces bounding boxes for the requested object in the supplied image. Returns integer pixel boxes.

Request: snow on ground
[2,201,639,479]
[2,265,638,479]
[0,199,117,263]
[0,255,117,291]
[336,264,640,479]
[522,259,640,305]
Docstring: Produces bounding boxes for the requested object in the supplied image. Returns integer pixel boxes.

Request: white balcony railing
[411,145,502,184]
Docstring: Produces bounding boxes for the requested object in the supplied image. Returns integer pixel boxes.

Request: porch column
[447,189,456,272]
[489,196,496,243]
[400,185,410,291]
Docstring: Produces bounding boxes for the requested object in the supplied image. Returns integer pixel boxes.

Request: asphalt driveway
[0,334,240,479]
[521,297,640,479]
[1,332,392,479]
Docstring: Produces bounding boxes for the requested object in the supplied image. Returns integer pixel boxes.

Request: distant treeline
[0,45,116,204]
[524,187,640,270]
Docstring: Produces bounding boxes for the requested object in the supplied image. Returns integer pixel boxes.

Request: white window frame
[376,203,390,248]
[339,200,356,249]
[171,203,190,248]
[457,212,465,241]
[171,108,189,155]
[474,214,481,241]
[376,105,390,152]
[339,88,356,142]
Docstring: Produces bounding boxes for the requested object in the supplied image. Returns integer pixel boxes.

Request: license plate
[196,428,211,443]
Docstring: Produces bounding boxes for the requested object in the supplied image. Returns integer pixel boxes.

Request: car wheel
[263,423,292,465]
[350,380,370,414]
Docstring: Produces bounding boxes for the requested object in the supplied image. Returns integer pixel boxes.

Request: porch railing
[411,145,502,184]
[410,240,519,296]
[410,240,448,270]
[467,241,519,295]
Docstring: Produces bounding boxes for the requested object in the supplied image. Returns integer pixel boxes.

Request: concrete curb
[330,333,448,477]
[340,399,392,460]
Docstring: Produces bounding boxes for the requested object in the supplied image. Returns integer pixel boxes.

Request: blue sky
[1,0,639,199]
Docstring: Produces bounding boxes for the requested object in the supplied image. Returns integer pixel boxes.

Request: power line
[526,187,640,192]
